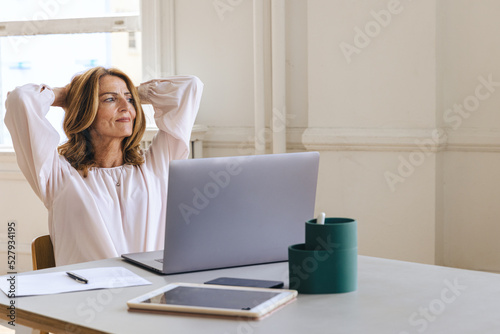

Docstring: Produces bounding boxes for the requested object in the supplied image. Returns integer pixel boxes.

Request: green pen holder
[288,218,357,294]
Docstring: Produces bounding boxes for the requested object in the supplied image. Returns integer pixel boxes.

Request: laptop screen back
[162,152,320,274]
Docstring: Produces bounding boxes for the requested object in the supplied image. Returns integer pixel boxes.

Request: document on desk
[0,267,152,297]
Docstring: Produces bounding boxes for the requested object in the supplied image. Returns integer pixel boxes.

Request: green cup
[305,217,357,251]
[288,218,357,294]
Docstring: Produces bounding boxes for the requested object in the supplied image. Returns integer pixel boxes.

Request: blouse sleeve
[138,76,204,173]
[4,84,60,205]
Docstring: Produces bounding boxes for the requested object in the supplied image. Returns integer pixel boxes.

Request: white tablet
[127,282,297,319]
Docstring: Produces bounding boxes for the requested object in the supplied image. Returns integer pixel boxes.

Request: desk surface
[1,256,500,334]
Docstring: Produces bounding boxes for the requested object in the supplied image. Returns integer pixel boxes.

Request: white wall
[2,0,500,273]
[305,0,438,264]
[0,152,48,273]
[440,0,500,272]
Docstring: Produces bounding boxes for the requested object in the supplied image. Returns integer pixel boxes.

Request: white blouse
[4,76,203,266]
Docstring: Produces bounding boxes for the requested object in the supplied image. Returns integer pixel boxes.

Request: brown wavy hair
[58,67,145,177]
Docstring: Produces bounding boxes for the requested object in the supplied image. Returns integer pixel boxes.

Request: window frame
[0,1,206,171]
[0,3,148,152]
[0,14,140,37]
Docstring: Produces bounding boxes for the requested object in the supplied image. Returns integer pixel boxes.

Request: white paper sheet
[0,267,152,297]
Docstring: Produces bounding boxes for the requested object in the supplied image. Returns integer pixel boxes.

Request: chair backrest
[31,235,55,270]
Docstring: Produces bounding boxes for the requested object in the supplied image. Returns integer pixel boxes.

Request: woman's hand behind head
[51,85,69,109]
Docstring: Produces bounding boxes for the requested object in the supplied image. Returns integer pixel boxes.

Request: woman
[4,67,203,266]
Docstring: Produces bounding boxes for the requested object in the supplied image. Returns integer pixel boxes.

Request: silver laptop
[122,151,319,274]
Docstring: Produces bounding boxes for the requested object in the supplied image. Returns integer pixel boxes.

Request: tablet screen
[142,286,282,310]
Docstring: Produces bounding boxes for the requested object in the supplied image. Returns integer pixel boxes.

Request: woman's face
[90,75,136,144]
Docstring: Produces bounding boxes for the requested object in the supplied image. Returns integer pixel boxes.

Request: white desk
[1,256,500,333]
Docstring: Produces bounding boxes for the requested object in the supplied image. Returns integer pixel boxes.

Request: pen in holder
[288,217,357,294]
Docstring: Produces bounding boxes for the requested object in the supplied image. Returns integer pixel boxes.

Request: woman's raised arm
[50,85,69,108]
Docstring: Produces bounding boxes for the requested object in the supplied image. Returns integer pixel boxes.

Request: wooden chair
[31,234,55,271]
[31,235,55,334]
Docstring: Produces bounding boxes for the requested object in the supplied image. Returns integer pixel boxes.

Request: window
[0,0,142,146]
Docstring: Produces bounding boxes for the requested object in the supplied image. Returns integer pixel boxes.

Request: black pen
[66,271,89,284]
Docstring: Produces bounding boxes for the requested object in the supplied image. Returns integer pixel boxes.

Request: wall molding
[203,126,307,153]
[302,127,446,152]
[204,126,500,153]
[3,127,500,178]
[302,127,500,153]
[446,128,500,152]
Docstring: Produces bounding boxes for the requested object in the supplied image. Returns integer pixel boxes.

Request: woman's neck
[92,140,124,168]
